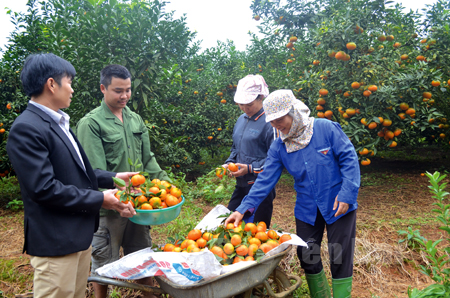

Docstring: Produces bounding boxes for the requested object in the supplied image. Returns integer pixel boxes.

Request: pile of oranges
[161,221,292,265]
[115,174,183,210]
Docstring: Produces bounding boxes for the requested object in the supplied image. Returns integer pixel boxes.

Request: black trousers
[296,208,356,279]
[228,184,276,227]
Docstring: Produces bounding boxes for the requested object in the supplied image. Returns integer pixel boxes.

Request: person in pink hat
[225,89,360,298]
[222,74,277,227]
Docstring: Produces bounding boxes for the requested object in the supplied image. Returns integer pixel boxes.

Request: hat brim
[265,109,290,122]
[234,93,259,104]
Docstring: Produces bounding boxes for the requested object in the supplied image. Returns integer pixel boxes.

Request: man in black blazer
[6,53,137,298]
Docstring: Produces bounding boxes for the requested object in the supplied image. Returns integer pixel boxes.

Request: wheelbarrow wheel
[249,266,301,298]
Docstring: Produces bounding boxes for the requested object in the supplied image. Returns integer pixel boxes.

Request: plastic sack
[95,247,223,285]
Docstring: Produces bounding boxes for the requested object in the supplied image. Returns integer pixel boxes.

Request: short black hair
[100,64,131,89]
[20,53,76,97]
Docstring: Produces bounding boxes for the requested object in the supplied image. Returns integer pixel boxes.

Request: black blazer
[6,104,116,257]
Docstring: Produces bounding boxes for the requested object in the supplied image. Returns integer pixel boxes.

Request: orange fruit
[398,113,406,120]
[363,90,372,97]
[346,42,356,50]
[159,189,167,201]
[149,186,160,194]
[255,231,268,242]
[233,256,244,264]
[210,246,224,257]
[346,109,356,116]
[319,89,329,96]
[317,98,326,105]
[202,232,213,241]
[389,141,397,148]
[324,110,333,119]
[405,108,416,115]
[267,230,279,240]
[160,201,167,208]
[382,119,392,127]
[248,237,261,247]
[244,223,257,235]
[368,122,377,130]
[226,222,236,230]
[266,239,279,249]
[361,118,368,126]
[170,187,182,198]
[244,256,255,262]
[351,82,360,89]
[400,54,408,60]
[394,128,402,136]
[136,195,148,205]
[368,85,378,92]
[359,148,369,155]
[378,34,386,41]
[257,221,267,231]
[130,174,145,186]
[361,159,371,166]
[279,234,292,243]
[343,91,351,97]
[140,203,152,210]
[165,194,179,207]
[161,180,172,190]
[236,245,249,256]
[149,197,161,209]
[228,163,239,172]
[151,178,161,186]
[423,92,432,99]
[259,243,272,253]
[223,243,235,255]
[335,51,346,60]
[196,238,207,248]
[387,35,394,41]
[164,243,176,252]
[230,235,242,246]
[187,229,202,241]
[247,244,259,257]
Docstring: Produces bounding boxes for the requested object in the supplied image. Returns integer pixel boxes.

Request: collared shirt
[29,100,86,170]
[236,118,360,225]
[76,100,169,178]
[225,108,275,187]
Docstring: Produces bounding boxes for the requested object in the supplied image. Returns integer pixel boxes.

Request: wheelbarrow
[88,245,302,298]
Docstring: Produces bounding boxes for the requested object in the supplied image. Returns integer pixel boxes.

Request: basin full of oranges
[117,174,185,225]
[159,221,292,265]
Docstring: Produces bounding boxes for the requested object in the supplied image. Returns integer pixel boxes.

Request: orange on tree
[363,90,372,97]
[431,81,440,87]
[394,128,402,136]
[423,92,432,98]
[319,89,328,96]
[368,85,378,92]
[399,103,409,111]
[389,141,397,147]
[368,122,378,130]
[382,119,392,127]
[405,108,416,115]
[324,110,333,119]
[361,159,371,166]
[346,42,356,50]
[317,98,326,105]
[351,82,360,89]
[359,148,369,155]
[289,36,298,42]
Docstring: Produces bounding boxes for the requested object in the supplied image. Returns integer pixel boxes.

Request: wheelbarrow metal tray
[155,245,293,298]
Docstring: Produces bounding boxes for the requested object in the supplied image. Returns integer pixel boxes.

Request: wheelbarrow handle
[262,274,302,298]
[88,276,164,295]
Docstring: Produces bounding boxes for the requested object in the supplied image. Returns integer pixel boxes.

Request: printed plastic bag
[95,248,223,285]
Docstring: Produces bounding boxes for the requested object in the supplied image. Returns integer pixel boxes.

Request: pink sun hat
[234,74,270,104]
[263,90,299,122]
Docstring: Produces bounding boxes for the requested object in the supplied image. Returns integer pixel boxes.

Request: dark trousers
[228,184,276,227]
[296,209,356,279]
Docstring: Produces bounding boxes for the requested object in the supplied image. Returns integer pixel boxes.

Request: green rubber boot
[305,270,332,298]
[332,276,353,298]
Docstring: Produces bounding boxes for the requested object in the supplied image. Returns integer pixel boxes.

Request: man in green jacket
[77,64,169,298]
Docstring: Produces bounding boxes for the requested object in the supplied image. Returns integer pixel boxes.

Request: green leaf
[113,177,126,188]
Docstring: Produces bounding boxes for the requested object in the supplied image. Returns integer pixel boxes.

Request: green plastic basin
[129,196,185,225]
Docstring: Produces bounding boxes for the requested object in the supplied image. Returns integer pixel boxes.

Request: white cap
[234,75,269,104]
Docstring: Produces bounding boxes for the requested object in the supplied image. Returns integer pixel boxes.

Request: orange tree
[250,0,450,164]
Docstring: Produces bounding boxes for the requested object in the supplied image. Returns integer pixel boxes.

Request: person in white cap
[225,89,360,298]
[222,74,277,227]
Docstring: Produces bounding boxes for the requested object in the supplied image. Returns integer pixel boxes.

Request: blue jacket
[225,108,275,187]
[236,118,360,225]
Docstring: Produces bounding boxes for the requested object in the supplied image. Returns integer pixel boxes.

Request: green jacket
[76,101,170,214]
